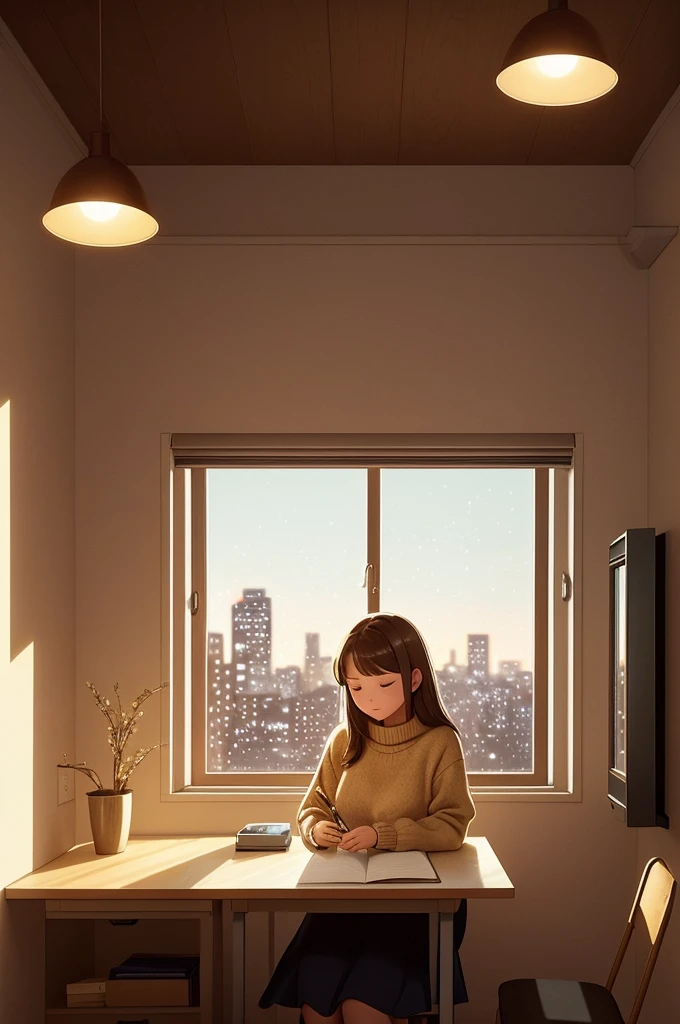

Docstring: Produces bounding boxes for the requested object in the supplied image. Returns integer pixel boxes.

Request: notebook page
[297,849,369,885]
[365,850,439,883]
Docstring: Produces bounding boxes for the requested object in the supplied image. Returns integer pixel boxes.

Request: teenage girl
[259,612,476,1024]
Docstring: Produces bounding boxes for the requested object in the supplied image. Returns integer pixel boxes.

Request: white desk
[220,835,514,1024]
[5,834,514,1024]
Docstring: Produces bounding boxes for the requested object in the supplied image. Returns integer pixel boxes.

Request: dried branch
[57,761,104,791]
[59,681,169,793]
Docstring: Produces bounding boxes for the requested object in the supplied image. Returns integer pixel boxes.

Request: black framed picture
[608,528,668,828]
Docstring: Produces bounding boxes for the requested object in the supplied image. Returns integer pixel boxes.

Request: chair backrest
[605,856,676,1024]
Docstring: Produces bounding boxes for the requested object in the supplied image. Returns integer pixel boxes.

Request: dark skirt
[258,900,468,1018]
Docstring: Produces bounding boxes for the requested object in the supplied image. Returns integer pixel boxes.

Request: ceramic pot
[87,789,132,855]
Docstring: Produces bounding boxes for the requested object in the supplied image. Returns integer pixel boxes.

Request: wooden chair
[495,857,676,1024]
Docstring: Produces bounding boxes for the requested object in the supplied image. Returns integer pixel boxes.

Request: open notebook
[298,848,440,885]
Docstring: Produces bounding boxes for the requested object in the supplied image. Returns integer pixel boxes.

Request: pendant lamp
[496,0,618,106]
[42,0,158,246]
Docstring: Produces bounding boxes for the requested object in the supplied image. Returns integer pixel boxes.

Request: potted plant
[58,680,168,855]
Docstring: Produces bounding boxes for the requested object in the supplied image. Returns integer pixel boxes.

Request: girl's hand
[337,826,378,852]
[312,820,344,848]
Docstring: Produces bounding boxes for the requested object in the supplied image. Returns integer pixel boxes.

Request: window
[165,434,577,798]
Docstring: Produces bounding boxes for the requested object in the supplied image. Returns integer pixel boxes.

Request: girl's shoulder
[324,722,349,765]
[420,723,466,762]
[326,721,348,746]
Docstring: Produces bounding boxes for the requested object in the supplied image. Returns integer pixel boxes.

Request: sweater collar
[366,714,431,751]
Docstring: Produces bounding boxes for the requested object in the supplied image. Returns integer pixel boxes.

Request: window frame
[160,433,582,804]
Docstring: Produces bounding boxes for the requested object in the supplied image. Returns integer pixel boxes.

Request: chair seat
[498,978,625,1024]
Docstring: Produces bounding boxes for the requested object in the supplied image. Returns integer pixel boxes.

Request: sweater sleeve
[297,726,345,852]
[372,757,476,853]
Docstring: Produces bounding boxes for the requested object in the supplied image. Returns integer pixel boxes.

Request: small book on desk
[236,822,292,850]
[298,849,440,885]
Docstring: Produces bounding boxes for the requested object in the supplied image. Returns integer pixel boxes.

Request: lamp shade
[496,6,618,106]
[42,131,158,246]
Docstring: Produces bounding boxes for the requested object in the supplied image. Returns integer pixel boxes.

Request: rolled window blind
[171,433,574,469]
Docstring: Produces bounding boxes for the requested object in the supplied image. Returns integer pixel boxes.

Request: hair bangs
[337,627,399,683]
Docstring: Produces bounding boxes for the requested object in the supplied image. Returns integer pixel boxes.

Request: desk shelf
[45,1013,199,1024]
[44,902,218,1024]
[47,1008,201,1014]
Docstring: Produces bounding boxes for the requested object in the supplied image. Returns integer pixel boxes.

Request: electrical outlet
[57,767,74,805]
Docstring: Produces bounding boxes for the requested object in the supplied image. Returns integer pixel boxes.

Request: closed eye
[350,684,393,692]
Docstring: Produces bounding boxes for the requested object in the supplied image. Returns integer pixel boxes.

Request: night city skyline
[205,587,534,776]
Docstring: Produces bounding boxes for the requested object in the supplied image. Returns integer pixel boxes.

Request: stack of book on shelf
[66,978,106,1008]
[105,954,200,1007]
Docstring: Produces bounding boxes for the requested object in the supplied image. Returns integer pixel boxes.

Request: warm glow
[0,401,35,891]
[496,54,618,105]
[42,203,159,247]
[536,54,579,78]
[79,201,122,222]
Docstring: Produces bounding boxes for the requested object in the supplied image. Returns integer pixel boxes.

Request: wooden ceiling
[1,1,679,165]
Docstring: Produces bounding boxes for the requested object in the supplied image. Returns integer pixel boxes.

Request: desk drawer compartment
[45,915,211,1016]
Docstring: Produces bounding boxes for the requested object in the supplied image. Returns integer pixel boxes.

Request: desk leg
[231,907,245,1024]
[438,911,455,1024]
[268,911,276,976]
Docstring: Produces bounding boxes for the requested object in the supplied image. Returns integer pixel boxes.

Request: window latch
[362,563,378,594]
[190,591,199,615]
[561,572,572,602]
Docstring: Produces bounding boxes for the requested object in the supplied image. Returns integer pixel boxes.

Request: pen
[315,786,350,833]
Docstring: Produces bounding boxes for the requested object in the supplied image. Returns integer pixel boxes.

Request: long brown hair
[332,612,461,769]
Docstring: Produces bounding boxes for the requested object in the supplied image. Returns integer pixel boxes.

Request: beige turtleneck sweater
[297,715,476,854]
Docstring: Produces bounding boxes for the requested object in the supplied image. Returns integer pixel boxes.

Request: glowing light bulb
[536,54,579,78]
[79,201,122,222]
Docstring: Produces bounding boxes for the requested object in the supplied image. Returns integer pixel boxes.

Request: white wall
[633,87,680,1024]
[74,165,648,1023]
[0,22,80,1024]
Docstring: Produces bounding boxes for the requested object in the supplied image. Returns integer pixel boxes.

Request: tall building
[225,692,293,770]
[275,665,302,699]
[207,631,234,773]
[292,684,338,765]
[467,634,489,678]
[209,631,224,664]
[499,660,521,679]
[303,632,323,693]
[231,588,272,694]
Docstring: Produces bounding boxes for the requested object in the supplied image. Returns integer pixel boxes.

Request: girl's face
[343,653,422,725]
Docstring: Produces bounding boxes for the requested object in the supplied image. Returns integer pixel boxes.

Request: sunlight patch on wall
[0,400,34,888]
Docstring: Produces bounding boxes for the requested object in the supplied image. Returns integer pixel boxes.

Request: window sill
[161,784,581,803]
